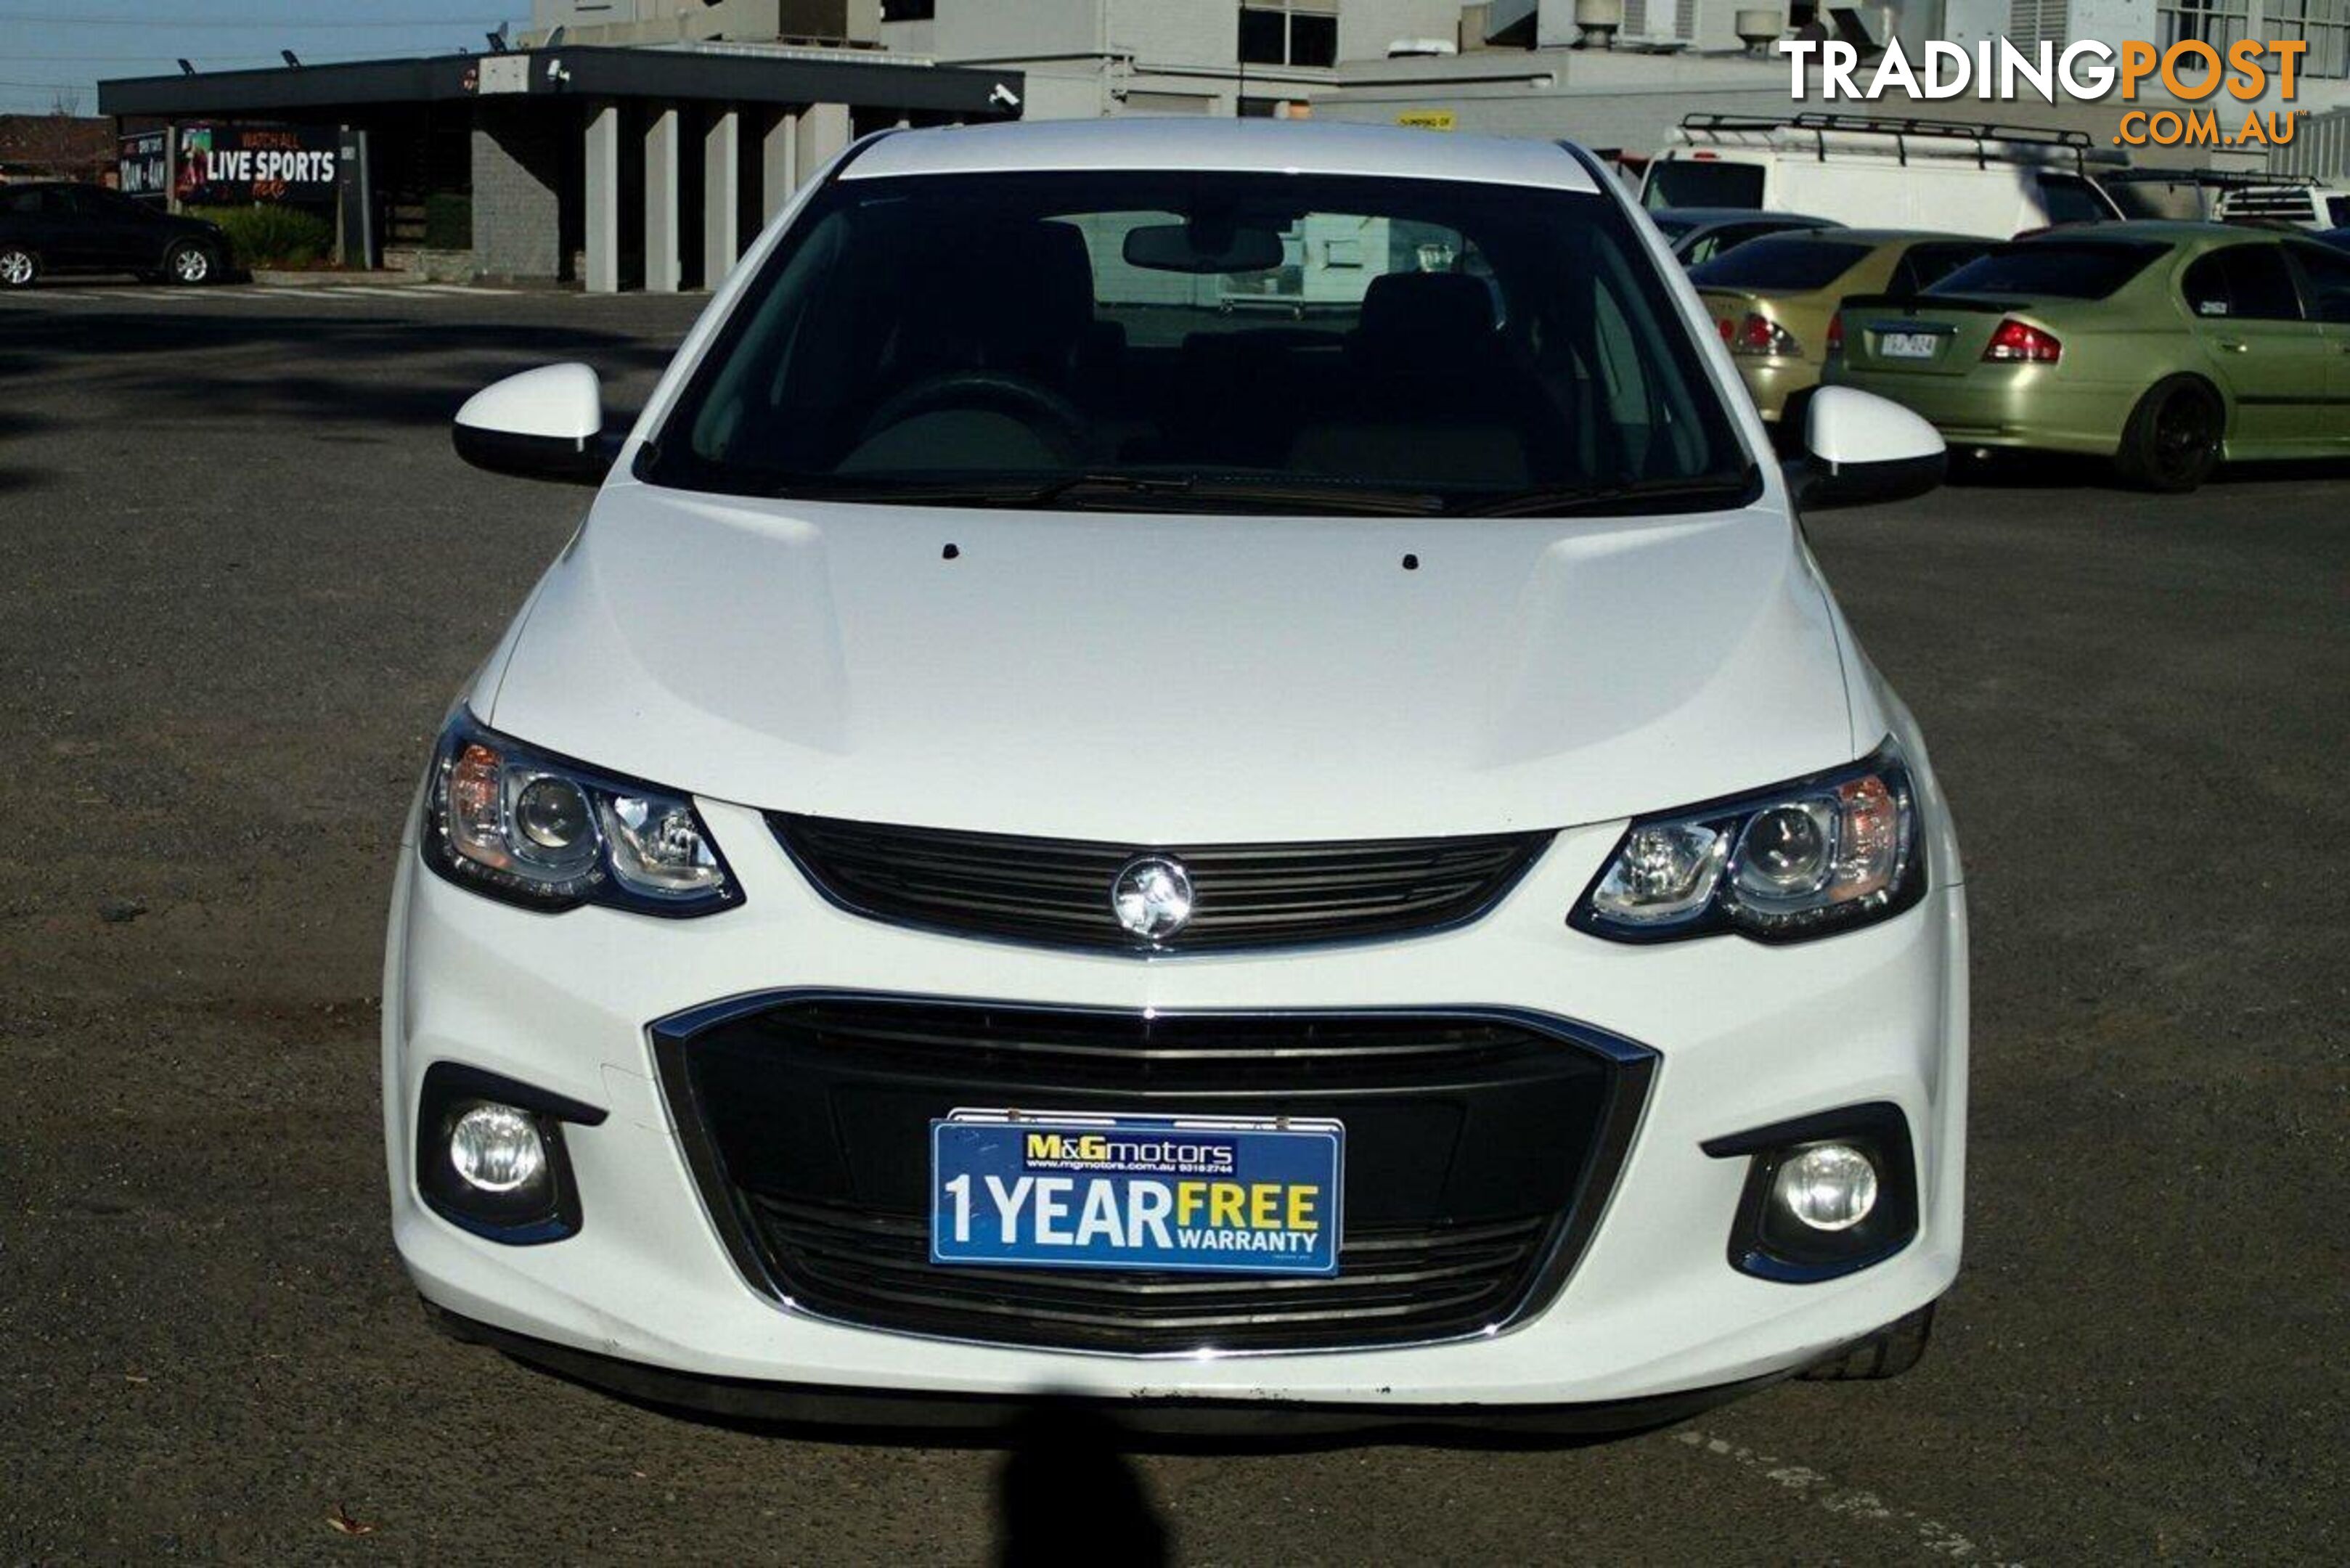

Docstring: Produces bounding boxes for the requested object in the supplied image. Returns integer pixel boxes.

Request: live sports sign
[174,123,339,205]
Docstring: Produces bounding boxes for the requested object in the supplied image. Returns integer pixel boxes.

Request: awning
[98,44,1022,120]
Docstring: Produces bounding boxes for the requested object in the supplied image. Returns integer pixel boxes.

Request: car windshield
[1928,242,2164,301]
[643,169,1753,516]
[1687,237,1872,292]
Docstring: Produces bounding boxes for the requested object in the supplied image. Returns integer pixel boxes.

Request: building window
[2269,0,2350,77]
[1239,2,1339,70]
[2156,0,2251,51]
[880,1,936,21]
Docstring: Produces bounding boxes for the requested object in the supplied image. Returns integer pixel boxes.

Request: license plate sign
[1879,330,1943,359]
[930,1112,1343,1277]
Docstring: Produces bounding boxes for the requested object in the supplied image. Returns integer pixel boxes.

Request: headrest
[900,219,1097,375]
[1355,271,1498,370]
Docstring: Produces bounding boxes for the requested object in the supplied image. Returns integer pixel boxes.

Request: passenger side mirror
[452,363,612,486]
[1789,386,1946,511]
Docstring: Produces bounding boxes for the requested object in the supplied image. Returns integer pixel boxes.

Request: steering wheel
[857,369,1088,465]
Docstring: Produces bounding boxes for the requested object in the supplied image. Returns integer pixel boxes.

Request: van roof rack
[2102,167,2314,189]
[1676,112,2098,172]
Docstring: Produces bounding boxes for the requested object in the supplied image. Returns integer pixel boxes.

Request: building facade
[96,0,2350,292]
[876,1,1469,118]
[100,29,1021,292]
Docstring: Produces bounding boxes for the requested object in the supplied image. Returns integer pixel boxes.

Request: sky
[0,2,531,116]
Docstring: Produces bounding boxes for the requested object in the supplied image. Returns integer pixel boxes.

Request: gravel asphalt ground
[0,281,2342,1562]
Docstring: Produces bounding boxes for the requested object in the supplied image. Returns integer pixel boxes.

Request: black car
[1646,208,1842,267]
[0,182,227,287]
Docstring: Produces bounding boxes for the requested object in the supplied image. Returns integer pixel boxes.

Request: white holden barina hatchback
[388,119,1967,1431]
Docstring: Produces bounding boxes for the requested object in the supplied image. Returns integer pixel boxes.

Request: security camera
[990,82,1021,110]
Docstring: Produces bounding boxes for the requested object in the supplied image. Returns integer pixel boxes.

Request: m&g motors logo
[1024,1130,1237,1175]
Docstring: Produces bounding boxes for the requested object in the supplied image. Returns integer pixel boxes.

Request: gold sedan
[1690,229,1996,428]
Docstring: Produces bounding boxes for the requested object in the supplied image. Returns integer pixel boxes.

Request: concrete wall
[890,0,1470,121]
[1107,0,1236,66]
[525,0,884,46]
[1340,0,1472,59]
[471,102,566,280]
[911,0,1106,60]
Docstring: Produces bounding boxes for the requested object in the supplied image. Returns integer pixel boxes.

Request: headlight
[1570,743,1922,943]
[420,710,741,917]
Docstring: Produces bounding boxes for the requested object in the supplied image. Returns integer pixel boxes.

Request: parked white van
[2214,180,2350,232]
[1643,113,2127,240]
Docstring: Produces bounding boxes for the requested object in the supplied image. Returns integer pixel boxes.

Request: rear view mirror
[1790,386,1946,510]
[453,363,612,486]
[1123,221,1285,274]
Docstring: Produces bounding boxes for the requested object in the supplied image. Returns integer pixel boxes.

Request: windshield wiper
[754,474,1060,505]
[1455,471,1761,518]
[765,471,1447,516]
[1035,473,1447,516]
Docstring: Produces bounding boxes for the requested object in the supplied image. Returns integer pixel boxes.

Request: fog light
[1772,1143,1878,1232]
[449,1103,547,1194]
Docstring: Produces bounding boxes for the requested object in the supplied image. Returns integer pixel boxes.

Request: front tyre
[166,240,218,286]
[0,245,37,288]
[1799,1302,1935,1381]
[2113,375,2222,494]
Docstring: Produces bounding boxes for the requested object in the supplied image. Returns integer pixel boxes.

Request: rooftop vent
[1574,0,1625,49]
[1735,7,1784,53]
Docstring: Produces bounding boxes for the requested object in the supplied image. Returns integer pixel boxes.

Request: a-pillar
[644,103,682,293]
[583,100,621,294]
[701,106,741,290]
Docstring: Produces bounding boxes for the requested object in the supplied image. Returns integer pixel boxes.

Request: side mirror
[1788,385,1946,511]
[452,363,611,486]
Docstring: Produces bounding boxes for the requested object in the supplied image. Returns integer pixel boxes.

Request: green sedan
[1689,229,1994,426]
[1823,222,2350,491]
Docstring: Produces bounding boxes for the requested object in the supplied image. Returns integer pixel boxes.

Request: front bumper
[425,1300,1791,1434]
[384,795,1967,1410]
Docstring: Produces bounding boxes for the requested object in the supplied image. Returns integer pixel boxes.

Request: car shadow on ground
[1946,448,2350,491]
[545,1381,1681,1567]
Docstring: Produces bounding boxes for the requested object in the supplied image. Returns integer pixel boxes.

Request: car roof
[1739,228,1983,248]
[842,118,1601,193]
[2025,220,2263,246]
[1654,208,1832,230]
[1649,208,1834,225]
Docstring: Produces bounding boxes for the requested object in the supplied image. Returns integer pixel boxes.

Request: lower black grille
[653,995,1652,1355]
[769,814,1550,952]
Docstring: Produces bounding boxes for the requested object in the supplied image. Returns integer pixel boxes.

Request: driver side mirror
[1787,386,1946,511]
[452,363,613,486]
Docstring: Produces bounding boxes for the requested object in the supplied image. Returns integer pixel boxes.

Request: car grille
[653,995,1652,1355]
[768,814,1550,952]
